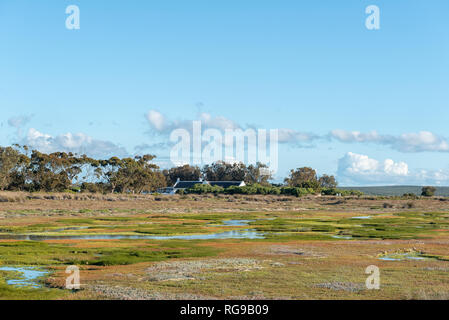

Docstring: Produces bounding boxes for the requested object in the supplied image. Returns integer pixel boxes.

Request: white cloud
[23,128,128,159]
[337,152,409,185]
[8,115,32,129]
[25,128,53,151]
[331,130,449,153]
[145,109,319,147]
[8,115,34,136]
[330,130,381,143]
[147,112,449,153]
[277,129,320,145]
[414,169,449,186]
[397,132,449,152]
[198,112,240,131]
[146,110,241,134]
[337,152,449,186]
[383,158,409,176]
[146,110,167,131]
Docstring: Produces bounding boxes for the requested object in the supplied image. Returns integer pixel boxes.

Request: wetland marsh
[1,193,449,300]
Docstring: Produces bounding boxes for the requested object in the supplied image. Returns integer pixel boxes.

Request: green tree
[318,174,338,188]
[131,155,166,193]
[0,146,23,190]
[93,157,123,193]
[104,155,166,193]
[26,151,76,191]
[284,167,318,188]
[163,164,201,185]
[202,161,246,181]
[245,162,272,185]
[421,186,436,197]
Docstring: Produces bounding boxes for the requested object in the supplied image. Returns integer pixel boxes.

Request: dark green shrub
[421,186,436,197]
[185,184,224,194]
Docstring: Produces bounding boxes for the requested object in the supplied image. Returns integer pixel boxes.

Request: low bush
[321,188,364,196]
[185,184,224,194]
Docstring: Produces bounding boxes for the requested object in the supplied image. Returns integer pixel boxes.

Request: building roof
[173,181,204,189]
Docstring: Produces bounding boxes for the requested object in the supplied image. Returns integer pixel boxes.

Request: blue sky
[0,1,448,185]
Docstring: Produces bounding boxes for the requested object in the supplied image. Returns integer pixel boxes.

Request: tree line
[0,146,166,193]
[0,145,342,194]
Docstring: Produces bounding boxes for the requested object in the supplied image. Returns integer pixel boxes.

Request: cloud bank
[337,152,449,186]
[146,110,242,134]
[146,110,321,147]
[146,110,449,153]
[22,128,128,159]
[330,130,449,153]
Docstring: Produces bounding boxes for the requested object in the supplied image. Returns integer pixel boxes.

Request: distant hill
[340,186,449,197]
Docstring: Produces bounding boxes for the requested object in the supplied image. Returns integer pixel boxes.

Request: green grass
[0,265,65,300]
[0,278,64,300]
[87,244,219,266]
[56,218,97,225]
[0,240,221,267]
[7,210,449,240]
[1,208,449,299]
[1,210,449,267]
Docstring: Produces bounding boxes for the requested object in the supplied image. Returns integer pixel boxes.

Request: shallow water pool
[378,253,428,261]
[0,229,264,241]
[351,216,372,220]
[0,266,48,288]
